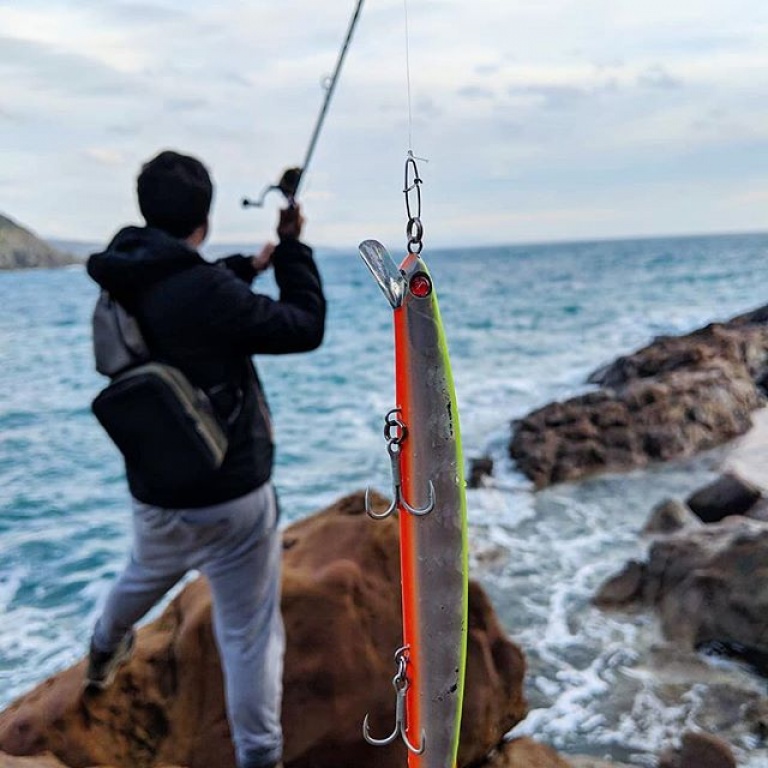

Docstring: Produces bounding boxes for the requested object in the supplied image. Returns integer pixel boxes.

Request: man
[85,149,325,768]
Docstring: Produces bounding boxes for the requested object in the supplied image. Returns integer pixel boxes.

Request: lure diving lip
[360,239,469,768]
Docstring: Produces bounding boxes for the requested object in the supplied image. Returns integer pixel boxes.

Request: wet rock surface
[657,730,737,768]
[592,463,768,762]
[642,497,704,535]
[510,312,768,488]
[685,470,762,522]
[595,515,768,653]
[468,455,495,488]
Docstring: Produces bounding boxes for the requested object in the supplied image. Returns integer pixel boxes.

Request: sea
[2,232,768,766]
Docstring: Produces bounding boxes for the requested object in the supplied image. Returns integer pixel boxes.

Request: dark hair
[137,150,213,238]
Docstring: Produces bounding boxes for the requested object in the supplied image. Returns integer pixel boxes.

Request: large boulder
[510,317,768,488]
[657,730,736,768]
[0,491,525,768]
[594,516,768,654]
[685,471,762,523]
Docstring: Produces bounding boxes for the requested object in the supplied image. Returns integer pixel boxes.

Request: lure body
[360,240,468,768]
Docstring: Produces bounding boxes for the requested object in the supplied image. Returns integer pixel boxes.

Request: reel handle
[241,166,302,209]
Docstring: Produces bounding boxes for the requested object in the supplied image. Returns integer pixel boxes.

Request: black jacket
[87,226,326,508]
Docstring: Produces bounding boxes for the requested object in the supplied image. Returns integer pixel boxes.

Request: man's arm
[204,205,326,355]
[216,243,275,284]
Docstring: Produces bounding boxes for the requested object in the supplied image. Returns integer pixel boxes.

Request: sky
[1,0,767,249]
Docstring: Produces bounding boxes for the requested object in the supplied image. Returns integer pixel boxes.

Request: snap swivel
[365,408,435,519]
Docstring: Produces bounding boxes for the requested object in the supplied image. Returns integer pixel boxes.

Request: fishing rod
[242,0,365,208]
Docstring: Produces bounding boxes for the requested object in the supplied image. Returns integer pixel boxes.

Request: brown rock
[595,516,768,653]
[593,560,646,608]
[0,491,525,768]
[511,368,759,489]
[686,471,762,523]
[657,730,736,768]
[468,456,494,488]
[484,737,571,767]
[588,322,768,389]
[642,499,702,535]
[510,314,768,489]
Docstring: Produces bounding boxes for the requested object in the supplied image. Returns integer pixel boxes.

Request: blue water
[2,233,768,766]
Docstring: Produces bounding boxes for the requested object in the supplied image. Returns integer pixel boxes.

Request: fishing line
[403,0,414,152]
[402,0,428,255]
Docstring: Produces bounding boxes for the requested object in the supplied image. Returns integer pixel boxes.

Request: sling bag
[90,291,229,491]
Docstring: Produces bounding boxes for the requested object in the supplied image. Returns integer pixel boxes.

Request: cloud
[163,97,211,114]
[0,34,136,94]
[507,83,590,111]
[0,0,767,245]
[0,6,147,73]
[456,85,495,101]
[638,65,683,89]
[84,148,128,167]
[91,1,182,26]
[0,105,22,123]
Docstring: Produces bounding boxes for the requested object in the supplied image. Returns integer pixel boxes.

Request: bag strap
[93,291,150,377]
[97,291,244,428]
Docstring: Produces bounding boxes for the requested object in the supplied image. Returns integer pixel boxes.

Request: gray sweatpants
[92,482,284,768]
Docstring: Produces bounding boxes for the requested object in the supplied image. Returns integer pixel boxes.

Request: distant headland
[0,213,81,270]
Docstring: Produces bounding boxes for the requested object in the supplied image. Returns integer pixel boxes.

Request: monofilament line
[403,0,414,151]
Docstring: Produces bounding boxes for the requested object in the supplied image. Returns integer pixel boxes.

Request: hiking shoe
[85,630,135,690]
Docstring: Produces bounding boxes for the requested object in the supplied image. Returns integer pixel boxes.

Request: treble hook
[365,409,435,519]
[363,647,426,755]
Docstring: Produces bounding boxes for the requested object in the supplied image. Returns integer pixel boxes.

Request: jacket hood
[87,226,205,305]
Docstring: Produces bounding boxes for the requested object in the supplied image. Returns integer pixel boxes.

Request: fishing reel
[241,167,302,209]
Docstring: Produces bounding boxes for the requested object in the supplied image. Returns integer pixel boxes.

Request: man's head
[137,150,213,240]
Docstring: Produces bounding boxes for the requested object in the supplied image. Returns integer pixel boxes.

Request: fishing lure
[361,155,469,768]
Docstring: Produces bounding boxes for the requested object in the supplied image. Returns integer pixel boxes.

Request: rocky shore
[505,303,768,671]
[0,214,78,270]
[504,303,768,765]
[5,306,768,767]
[509,305,768,489]
[0,491,525,768]
[0,489,740,768]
